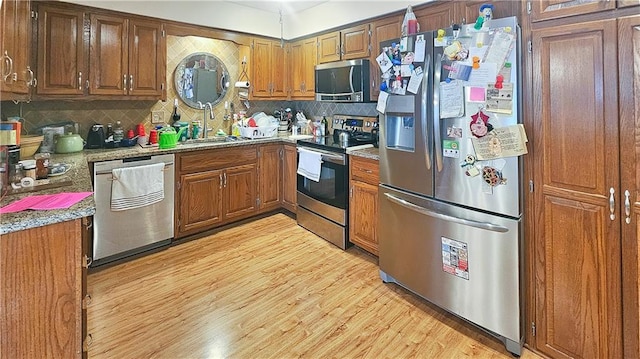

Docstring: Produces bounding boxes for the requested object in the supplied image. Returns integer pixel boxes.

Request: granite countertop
[347,147,379,161]
[0,134,296,235]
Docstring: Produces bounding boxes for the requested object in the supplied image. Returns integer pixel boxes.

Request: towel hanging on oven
[297,148,323,182]
[110,162,165,211]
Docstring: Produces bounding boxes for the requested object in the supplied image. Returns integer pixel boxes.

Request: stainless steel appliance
[92,154,175,267]
[296,114,377,249]
[378,17,524,355]
[315,59,371,102]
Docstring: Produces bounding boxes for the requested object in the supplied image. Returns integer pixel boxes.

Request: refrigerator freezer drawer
[379,185,522,354]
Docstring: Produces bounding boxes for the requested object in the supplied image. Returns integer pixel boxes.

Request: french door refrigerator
[378,17,524,356]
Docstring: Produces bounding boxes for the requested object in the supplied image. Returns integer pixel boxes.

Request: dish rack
[239,125,278,139]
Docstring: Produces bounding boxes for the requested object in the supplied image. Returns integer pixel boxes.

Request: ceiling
[223,0,328,14]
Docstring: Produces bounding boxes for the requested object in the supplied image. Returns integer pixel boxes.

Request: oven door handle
[297,147,345,165]
[384,193,509,233]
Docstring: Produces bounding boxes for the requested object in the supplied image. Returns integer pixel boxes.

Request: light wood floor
[87,213,542,359]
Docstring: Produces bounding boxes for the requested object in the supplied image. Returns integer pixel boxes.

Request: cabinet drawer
[350,156,379,185]
[179,146,257,173]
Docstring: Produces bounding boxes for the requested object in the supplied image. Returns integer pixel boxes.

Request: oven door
[296,146,347,223]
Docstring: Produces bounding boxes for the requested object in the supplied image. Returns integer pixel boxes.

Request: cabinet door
[270,41,288,98]
[1,220,83,358]
[454,1,515,27]
[290,39,305,98]
[318,31,341,64]
[414,2,455,31]
[178,170,223,236]
[341,24,370,60]
[0,0,31,95]
[223,164,257,220]
[618,14,640,359]
[36,4,86,95]
[258,144,282,212]
[290,37,316,99]
[251,38,272,98]
[349,181,379,255]
[128,18,164,97]
[532,19,622,359]
[369,15,401,100]
[531,0,615,22]
[89,13,128,95]
[282,143,297,212]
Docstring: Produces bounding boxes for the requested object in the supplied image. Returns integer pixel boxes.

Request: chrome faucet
[197,101,214,138]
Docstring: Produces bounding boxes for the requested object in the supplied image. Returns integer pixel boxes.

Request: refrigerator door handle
[433,52,444,172]
[421,54,432,170]
[384,193,510,233]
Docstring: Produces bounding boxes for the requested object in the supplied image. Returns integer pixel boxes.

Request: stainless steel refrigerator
[378,17,524,355]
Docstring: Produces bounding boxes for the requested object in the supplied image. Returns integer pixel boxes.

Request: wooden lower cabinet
[176,146,258,238]
[282,143,297,213]
[349,156,379,255]
[258,144,282,212]
[1,219,86,358]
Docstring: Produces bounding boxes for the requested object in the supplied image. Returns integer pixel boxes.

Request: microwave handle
[349,66,354,93]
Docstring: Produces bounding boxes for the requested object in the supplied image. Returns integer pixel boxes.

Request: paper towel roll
[235,81,250,88]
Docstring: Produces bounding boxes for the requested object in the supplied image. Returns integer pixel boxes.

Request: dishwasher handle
[95,162,173,176]
[123,155,152,163]
[384,193,509,233]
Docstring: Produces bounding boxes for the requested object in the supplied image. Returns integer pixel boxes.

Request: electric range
[296,114,378,250]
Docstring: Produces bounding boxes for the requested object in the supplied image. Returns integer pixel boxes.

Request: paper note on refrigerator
[377,91,389,114]
[439,80,464,119]
[471,124,528,160]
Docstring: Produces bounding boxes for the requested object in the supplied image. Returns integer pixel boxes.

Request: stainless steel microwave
[315,59,371,102]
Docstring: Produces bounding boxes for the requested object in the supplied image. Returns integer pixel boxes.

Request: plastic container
[239,125,278,139]
[113,121,124,143]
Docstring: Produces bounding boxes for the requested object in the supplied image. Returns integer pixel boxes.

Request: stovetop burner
[297,132,375,154]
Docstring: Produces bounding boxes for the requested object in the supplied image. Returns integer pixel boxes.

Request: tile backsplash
[1,34,378,140]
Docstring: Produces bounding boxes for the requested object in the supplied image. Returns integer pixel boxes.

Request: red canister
[149,130,158,144]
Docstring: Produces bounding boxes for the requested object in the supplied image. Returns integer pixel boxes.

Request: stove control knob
[334,119,340,124]
[365,121,371,127]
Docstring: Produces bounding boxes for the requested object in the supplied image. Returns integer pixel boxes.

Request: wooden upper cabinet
[341,24,370,60]
[532,18,622,359]
[270,42,288,98]
[36,4,86,95]
[89,13,127,95]
[531,0,616,22]
[454,1,515,26]
[89,14,164,97]
[318,23,370,64]
[369,14,401,100]
[290,37,317,99]
[618,14,640,359]
[414,0,516,31]
[414,2,455,32]
[128,19,165,97]
[0,0,32,96]
[318,31,341,63]
[251,38,287,99]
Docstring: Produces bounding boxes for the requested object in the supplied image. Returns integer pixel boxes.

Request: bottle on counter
[113,121,124,143]
[192,121,201,139]
[321,115,329,136]
[106,123,114,140]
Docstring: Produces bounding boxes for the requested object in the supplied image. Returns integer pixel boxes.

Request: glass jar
[35,152,50,179]
[10,163,23,184]
[23,163,36,179]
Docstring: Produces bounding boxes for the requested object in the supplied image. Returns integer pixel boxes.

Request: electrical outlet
[151,110,164,124]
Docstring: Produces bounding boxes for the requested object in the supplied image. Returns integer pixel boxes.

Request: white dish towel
[297,148,323,182]
[111,162,165,211]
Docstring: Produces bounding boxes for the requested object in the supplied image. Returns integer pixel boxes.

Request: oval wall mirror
[174,52,230,109]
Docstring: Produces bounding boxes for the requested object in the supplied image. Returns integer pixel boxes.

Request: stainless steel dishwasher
[92,154,175,267]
